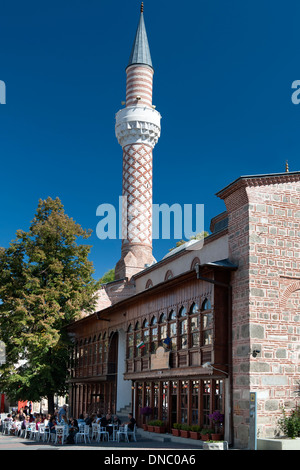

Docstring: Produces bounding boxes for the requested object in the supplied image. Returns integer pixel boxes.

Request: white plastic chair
[98,426,109,442]
[3,421,12,435]
[117,424,136,442]
[29,423,39,440]
[127,424,137,442]
[43,426,50,442]
[54,425,67,445]
[25,422,34,438]
[37,423,45,441]
[91,423,100,440]
[19,423,26,438]
[75,424,90,444]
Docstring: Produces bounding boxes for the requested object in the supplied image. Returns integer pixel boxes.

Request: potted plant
[180,423,191,438]
[147,420,156,432]
[152,420,166,433]
[208,411,224,440]
[189,425,201,440]
[140,406,152,431]
[200,428,214,440]
[171,423,181,437]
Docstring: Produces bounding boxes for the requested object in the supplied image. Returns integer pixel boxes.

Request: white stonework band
[115,106,161,148]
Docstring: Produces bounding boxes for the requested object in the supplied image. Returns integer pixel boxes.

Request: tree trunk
[47,393,55,415]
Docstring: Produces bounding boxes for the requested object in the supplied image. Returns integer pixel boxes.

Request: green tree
[99,268,115,284]
[0,197,100,413]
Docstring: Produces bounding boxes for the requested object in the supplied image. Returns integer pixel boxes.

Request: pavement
[0,429,205,451]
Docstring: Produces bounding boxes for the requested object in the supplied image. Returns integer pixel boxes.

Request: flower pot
[142,424,148,431]
[171,428,180,437]
[211,433,223,440]
[200,433,210,441]
[154,426,166,433]
[147,425,155,432]
[180,430,190,438]
[190,431,201,440]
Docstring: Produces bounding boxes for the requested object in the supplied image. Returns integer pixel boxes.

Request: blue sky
[0,0,299,280]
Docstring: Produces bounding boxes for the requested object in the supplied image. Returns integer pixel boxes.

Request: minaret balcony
[115,105,161,148]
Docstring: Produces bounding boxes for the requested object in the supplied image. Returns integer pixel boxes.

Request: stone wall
[218,173,300,448]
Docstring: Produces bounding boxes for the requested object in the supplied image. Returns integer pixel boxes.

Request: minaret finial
[141,2,144,13]
[285,160,289,173]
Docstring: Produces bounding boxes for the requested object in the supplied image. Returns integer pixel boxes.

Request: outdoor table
[107,424,118,441]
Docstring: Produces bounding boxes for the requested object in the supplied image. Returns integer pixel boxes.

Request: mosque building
[67,4,300,449]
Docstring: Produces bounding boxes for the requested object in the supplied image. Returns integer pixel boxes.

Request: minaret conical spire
[127,3,153,70]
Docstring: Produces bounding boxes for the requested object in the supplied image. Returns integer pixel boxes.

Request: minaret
[115,3,161,280]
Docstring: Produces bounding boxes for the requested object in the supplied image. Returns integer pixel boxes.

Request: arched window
[92,335,97,365]
[127,325,133,359]
[159,313,167,346]
[75,341,79,368]
[135,321,141,357]
[150,316,158,353]
[179,306,188,349]
[145,279,153,289]
[190,303,200,347]
[84,338,88,366]
[191,257,200,270]
[98,333,102,363]
[202,298,213,345]
[102,332,108,363]
[79,340,84,366]
[169,310,177,350]
[88,337,92,365]
[142,319,149,356]
[165,270,173,281]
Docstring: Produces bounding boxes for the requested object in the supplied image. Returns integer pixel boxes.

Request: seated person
[126,413,136,431]
[112,415,121,428]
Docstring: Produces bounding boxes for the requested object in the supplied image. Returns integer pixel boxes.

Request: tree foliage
[0,197,100,410]
[99,268,115,285]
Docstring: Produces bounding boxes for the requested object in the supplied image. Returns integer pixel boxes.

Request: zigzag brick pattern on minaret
[122,143,153,246]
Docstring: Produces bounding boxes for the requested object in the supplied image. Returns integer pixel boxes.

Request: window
[127,325,133,359]
[102,332,108,363]
[190,303,200,347]
[171,381,178,426]
[168,310,177,350]
[158,313,167,346]
[150,316,158,353]
[165,270,173,281]
[145,382,151,407]
[93,336,97,365]
[181,381,188,423]
[162,382,168,423]
[202,299,213,345]
[203,380,211,426]
[98,334,102,363]
[84,339,88,366]
[142,319,149,356]
[135,322,141,357]
[191,257,200,270]
[179,306,188,349]
[192,380,199,425]
[145,279,153,289]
